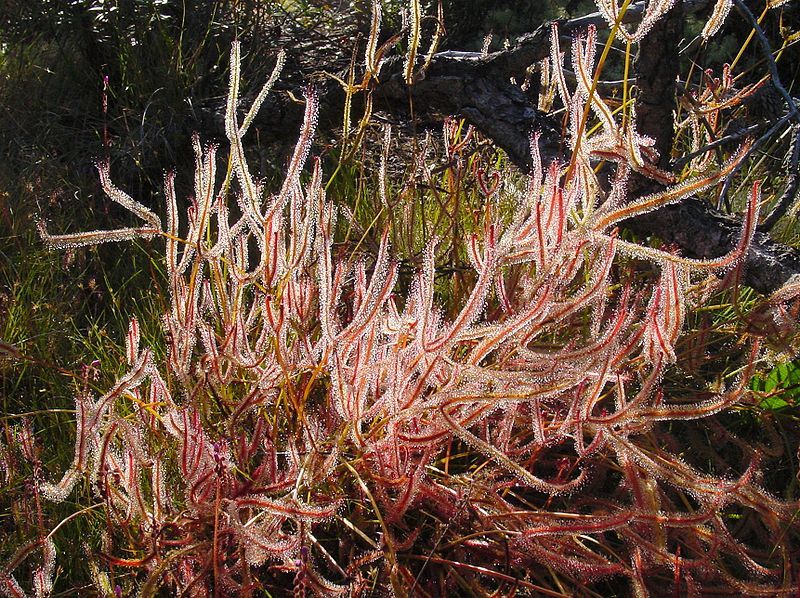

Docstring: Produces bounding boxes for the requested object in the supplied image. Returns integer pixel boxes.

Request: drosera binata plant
[14,13,800,598]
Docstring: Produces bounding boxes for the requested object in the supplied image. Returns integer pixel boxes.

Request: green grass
[0,217,168,587]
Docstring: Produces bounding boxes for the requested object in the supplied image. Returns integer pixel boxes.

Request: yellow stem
[566,0,635,182]
[729,4,769,72]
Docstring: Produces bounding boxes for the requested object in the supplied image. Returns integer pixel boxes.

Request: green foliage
[753,359,800,410]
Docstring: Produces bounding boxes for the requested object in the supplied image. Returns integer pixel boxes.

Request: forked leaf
[592,141,752,231]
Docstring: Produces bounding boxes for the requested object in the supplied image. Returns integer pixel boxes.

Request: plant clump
[5,9,800,598]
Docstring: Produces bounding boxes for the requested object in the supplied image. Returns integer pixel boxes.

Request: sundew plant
[6,6,800,597]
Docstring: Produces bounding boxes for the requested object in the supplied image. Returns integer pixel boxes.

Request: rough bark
[375,54,564,171]
[623,198,800,295]
[238,0,800,295]
[369,1,800,295]
[634,0,683,168]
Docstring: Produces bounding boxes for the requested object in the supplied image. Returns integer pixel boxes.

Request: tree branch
[227,0,796,294]
[369,0,800,295]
